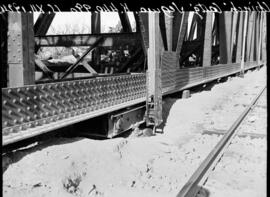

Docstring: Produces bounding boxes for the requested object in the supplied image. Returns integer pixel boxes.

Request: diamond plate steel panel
[2,74,146,144]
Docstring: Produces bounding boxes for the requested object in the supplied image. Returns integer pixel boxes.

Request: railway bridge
[1,11,267,146]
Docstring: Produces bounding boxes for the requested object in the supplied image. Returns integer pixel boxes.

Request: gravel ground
[201,91,267,197]
[2,66,266,197]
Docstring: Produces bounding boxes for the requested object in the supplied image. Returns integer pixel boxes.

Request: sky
[33,12,208,39]
[34,12,135,34]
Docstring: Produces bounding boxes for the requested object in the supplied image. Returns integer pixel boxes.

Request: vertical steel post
[91,12,101,70]
[202,12,213,67]
[7,13,35,87]
[240,12,248,76]
[176,12,189,58]
[165,12,173,51]
[145,12,163,131]
[230,12,238,62]
[219,12,232,64]
[236,13,244,63]
[91,12,101,33]
[257,13,262,64]
[261,13,267,65]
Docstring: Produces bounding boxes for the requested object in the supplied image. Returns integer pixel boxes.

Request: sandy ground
[201,91,267,197]
[3,66,267,197]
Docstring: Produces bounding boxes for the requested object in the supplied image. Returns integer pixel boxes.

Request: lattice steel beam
[35,32,139,47]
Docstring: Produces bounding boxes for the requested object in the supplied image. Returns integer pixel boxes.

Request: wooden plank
[219,12,232,64]
[236,12,243,63]
[202,13,213,67]
[176,12,189,58]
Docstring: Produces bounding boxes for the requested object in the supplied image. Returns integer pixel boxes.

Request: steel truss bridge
[1,12,267,146]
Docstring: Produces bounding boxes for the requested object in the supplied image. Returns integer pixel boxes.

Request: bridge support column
[145,12,163,133]
[6,13,35,87]
[240,12,248,77]
[91,12,101,70]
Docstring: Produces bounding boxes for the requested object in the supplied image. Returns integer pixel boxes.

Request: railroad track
[176,85,266,197]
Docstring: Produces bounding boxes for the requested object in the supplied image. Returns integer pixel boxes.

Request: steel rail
[176,85,266,197]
